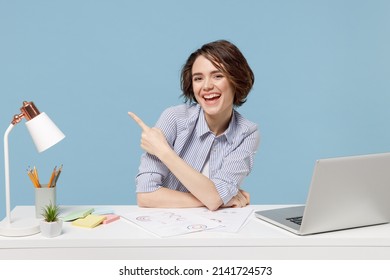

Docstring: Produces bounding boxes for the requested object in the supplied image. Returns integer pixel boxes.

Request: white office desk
[1,205,390,260]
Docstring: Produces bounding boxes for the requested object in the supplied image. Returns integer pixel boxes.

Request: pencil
[48,166,57,188]
[33,166,41,188]
[27,170,40,188]
[53,164,63,187]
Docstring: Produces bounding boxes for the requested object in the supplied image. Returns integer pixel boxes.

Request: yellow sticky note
[72,214,106,228]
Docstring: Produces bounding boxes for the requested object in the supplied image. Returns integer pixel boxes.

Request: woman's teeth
[204,93,221,100]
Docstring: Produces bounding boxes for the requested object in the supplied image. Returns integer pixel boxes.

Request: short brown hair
[180,40,254,107]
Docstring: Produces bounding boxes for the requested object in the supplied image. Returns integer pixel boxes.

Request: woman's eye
[193,76,203,82]
[214,74,224,79]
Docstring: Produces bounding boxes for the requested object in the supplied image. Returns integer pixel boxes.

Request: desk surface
[1,205,390,260]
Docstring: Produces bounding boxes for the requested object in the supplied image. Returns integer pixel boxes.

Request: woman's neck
[205,109,233,136]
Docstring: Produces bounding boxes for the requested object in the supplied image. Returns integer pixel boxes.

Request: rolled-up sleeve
[135,108,177,193]
[211,128,260,205]
[136,170,164,193]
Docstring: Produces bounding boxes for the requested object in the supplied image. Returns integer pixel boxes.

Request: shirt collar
[196,108,211,137]
[223,110,236,145]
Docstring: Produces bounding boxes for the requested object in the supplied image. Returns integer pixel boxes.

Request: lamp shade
[25,112,65,153]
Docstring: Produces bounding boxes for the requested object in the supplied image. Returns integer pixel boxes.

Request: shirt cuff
[135,173,163,193]
[213,179,239,205]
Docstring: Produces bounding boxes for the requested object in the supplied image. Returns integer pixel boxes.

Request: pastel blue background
[1,0,389,219]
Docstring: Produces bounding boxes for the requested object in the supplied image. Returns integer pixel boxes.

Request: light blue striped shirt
[135,103,260,205]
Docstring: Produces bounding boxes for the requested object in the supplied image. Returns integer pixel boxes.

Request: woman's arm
[154,144,223,210]
[137,188,204,208]
[137,188,250,209]
[129,112,224,210]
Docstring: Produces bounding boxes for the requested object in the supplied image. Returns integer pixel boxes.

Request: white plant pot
[40,219,63,238]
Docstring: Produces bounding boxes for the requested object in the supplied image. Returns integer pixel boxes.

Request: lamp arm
[3,124,15,224]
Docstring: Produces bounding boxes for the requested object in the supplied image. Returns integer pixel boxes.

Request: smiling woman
[191,56,235,136]
[129,40,259,211]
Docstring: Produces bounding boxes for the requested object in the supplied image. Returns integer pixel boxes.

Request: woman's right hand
[128,112,171,158]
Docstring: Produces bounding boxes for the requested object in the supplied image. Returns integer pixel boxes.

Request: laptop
[255,152,390,235]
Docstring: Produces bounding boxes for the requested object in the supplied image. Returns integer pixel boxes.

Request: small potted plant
[40,203,63,238]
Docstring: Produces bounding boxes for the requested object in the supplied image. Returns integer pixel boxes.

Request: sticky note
[102,214,120,224]
[93,208,114,215]
[72,215,106,228]
[62,208,94,222]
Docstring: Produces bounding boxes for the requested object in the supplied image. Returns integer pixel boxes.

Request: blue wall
[1,0,390,218]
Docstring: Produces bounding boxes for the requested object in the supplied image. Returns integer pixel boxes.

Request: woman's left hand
[224,189,250,208]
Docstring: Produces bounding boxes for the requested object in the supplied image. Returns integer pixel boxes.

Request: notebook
[255,152,390,235]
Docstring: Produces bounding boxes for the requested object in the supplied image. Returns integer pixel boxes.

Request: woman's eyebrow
[192,70,222,77]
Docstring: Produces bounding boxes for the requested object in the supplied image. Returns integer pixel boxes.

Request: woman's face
[192,55,234,122]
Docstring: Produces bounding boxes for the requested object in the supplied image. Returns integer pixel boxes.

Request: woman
[129,40,259,210]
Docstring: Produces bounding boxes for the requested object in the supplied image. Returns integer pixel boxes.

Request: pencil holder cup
[35,184,56,218]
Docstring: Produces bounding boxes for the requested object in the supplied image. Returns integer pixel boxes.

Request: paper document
[121,207,253,237]
[194,207,253,233]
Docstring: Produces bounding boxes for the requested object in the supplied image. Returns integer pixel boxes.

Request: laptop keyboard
[286,216,303,225]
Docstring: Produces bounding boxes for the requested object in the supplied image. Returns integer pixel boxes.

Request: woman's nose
[203,78,214,90]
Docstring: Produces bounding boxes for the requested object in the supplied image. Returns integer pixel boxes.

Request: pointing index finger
[128,112,150,131]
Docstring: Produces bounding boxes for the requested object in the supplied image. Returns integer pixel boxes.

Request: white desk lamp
[0,101,65,237]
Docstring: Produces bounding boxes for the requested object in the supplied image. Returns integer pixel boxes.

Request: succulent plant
[42,203,61,222]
